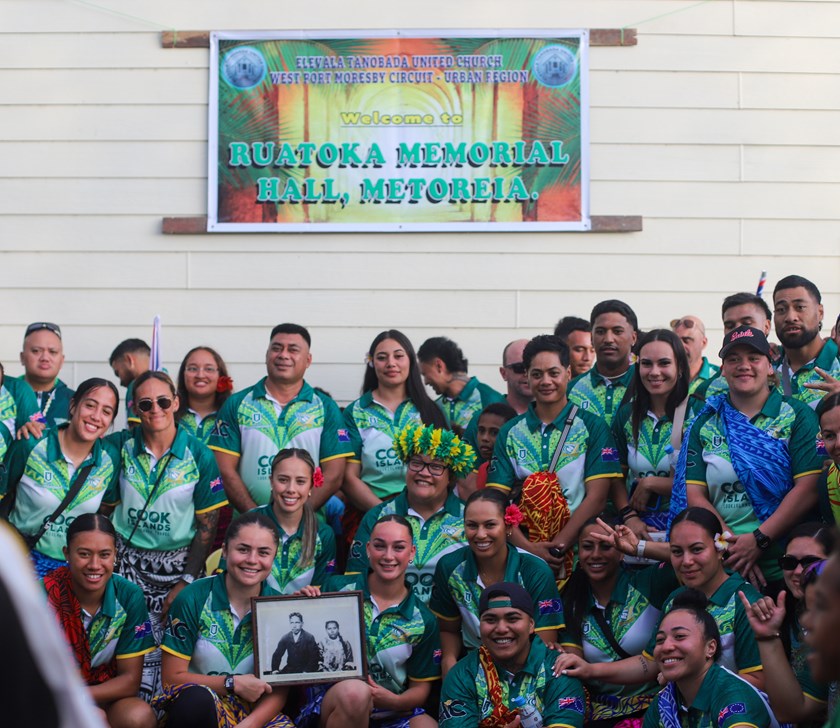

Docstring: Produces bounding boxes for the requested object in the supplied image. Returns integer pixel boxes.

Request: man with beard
[773,275,840,410]
[567,300,638,426]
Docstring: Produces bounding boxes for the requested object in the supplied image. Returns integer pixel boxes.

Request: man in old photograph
[271,612,320,674]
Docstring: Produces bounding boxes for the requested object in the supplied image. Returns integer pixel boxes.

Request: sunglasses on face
[670,318,697,330]
[778,554,823,571]
[136,396,174,413]
[407,458,446,477]
[505,362,527,374]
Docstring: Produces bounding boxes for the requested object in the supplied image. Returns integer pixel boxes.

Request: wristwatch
[224,674,236,695]
[753,528,771,551]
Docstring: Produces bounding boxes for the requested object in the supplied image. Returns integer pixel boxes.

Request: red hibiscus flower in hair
[216,376,234,393]
[313,467,324,488]
[504,504,524,527]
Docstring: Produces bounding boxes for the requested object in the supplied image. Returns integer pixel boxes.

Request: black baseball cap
[479,582,534,617]
[719,326,771,360]
[24,322,61,339]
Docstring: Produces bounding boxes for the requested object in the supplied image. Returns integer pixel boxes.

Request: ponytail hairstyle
[224,511,280,550]
[270,448,318,568]
[665,588,721,662]
[371,513,414,542]
[670,506,724,541]
[464,487,508,520]
[66,512,117,547]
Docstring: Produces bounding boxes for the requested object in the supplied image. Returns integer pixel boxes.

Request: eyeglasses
[136,396,174,413]
[185,365,219,375]
[778,554,823,571]
[25,321,62,339]
[407,458,447,477]
[505,362,527,374]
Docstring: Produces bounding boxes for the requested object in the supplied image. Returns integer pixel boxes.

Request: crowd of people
[2,273,840,728]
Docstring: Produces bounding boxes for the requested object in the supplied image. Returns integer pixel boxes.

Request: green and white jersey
[347,490,466,604]
[690,375,730,415]
[51,573,155,668]
[440,637,585,728]
[177,410,218,446]
[108,426,227,551]
[250,504,336,593]
[775,339,840,410]
[435,376,505,432]
[0,378,40,462]
[689,358,721,397]
[645,573,763,676]
[343,392,422,499]
[209,379,352,507]
[3,427,120,559]
[684,390,824,580]
[612,403,677,531]
[324,573,441,698]
[643,663,772,728]
[567,366,635,427]
[429,543,564,650]
[20,377,74,429]
[162,573,277,675]
[562,565,678,721]
[486,402,623,512]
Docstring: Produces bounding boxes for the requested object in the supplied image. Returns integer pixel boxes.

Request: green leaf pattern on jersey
[237,395,325,449]
[365,601,423,693]
[624,417,670,476]
[585,583,649,658]
[88,600,127,660]
[0,386,17,436]
[122,448,200,503]
[354,401,420,438]
[473,658,547,720]
[378,500,464,569]
[270,536,319,593]
[504,420,590,474]
[25,441,114,506]
[199,606,253,670]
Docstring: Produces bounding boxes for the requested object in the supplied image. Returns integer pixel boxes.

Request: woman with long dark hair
[175,346,233,445]
[2,377,121,576]
[612,329,690,538]
[343,330,445,513]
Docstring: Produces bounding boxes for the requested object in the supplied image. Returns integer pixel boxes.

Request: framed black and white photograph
[252,591,367,686]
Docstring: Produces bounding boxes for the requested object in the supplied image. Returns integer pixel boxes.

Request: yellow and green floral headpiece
[392,422,476,479]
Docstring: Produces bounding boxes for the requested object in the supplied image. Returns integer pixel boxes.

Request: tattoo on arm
[639,655,649,676]
[184,510,220,578]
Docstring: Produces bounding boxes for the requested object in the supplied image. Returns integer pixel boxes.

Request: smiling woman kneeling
[644,589,777,728]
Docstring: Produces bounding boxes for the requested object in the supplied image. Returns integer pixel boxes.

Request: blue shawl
[668,395,792,531]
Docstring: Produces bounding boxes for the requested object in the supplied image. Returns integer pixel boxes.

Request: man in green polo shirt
[683,326,824,588]
[487,335,623,570]
[440,581,584,728]
[109,338,150,427]
[671,315,720,396]
[773,275,840,409]
[209,323,351,513]
[567,300,638,426]
[19,322,75,428]
[417,335,505,434]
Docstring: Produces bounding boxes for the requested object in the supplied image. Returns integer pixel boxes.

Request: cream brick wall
[1,0,838,410]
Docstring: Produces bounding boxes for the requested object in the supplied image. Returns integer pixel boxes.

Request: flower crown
[392,422,476,479]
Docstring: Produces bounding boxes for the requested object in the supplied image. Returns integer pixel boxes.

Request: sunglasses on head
[505,362,527,374]
[670,318,696,330]
[778,554,823,571]
[136,396,174,413]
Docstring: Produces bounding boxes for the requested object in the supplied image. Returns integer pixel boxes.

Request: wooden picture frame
[252,591,367,685]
